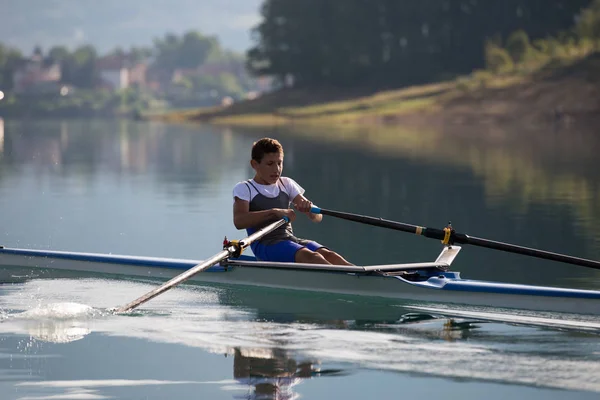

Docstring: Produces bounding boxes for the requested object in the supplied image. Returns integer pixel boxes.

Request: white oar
[113,218,288,313]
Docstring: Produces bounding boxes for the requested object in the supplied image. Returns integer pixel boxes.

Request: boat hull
[1,247,599,316]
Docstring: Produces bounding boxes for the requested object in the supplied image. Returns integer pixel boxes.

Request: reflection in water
[13,379,231,400]
[3,119,597,226]
[21,319,91,343]
[0,117,4,155]
[279,128,600,286]
[1,119,597,228]
[0,119,251,191]
[2,302,98,343]
[231,347,338,400]
[282,123,600,254]
[1,278,600,396]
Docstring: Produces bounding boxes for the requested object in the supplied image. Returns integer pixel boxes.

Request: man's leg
[316,248,354,266]
[257,240,330,264]
[295,248,331,264]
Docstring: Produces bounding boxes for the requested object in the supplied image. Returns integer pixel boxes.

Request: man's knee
[317,248,338,259]
[317,247,341,263]
[296,248,328,264]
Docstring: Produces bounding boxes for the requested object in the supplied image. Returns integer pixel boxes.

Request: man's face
[251,152,283,185]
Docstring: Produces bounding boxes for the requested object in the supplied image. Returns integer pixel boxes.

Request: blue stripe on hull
[0,247,256,273]
[402,275,600,300]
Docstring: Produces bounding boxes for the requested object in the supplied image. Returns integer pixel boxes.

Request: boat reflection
[220,285,479,342]
[225,314,474,399]
[230,347,344,400]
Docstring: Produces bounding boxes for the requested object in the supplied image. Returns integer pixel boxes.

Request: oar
[114,218,288,313]
[310,206,600,270]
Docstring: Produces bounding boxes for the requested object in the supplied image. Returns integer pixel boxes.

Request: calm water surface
[0,118,599,399]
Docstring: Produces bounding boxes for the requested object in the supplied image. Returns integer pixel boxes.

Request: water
[0,118,599,399]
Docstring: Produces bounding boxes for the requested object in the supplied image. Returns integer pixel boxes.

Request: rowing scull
[1,244,599,316]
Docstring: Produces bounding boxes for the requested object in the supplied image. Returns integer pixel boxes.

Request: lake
[0,118,599,399]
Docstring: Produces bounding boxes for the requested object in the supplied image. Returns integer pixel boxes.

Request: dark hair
[251,138,284,162]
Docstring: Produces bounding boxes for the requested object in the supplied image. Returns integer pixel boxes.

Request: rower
[232,138,352,266]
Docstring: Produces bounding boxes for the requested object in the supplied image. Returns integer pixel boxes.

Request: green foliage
[48,46,70,62]
[455,78,471,92]
[544,38,568,58]
[532,39,549,54]
[472,70,494,87]
[0,88,163,117]
[479,0,599,76]
[485,43,514,74]
[506,30,532,63]
[217,73,244,95]
[68,45,99,88]
[247,0,594,87]
[128,47,153,63]
[0,44,23,90]
[179,72,245,98]
[576,0,600,39]
[152,31,217,71]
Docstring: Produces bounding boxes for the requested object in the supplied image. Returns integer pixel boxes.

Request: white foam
[16,303,97,320]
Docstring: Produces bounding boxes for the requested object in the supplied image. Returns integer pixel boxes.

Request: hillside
[0,0,261,53]
[438,54,600,128]
[156,53,600,130]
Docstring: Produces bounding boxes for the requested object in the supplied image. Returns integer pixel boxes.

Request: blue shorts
[251,240,324,263]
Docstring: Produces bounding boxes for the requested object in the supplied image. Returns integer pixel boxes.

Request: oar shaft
[114,250,230,313]
[115,218,288,313]
[459,234,600,270]
[311,206,600,270]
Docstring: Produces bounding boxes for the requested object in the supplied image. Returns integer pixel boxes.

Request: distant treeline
[0,31,250,95]
[248,0,599,87]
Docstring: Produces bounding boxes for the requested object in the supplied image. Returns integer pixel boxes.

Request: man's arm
[292,194,322,223]
[233,197,296,230]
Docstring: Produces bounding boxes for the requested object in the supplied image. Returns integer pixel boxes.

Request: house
[96,55,128,90]
[13,53,62,94]
[171,68,200,83]
[96,55,147,90]
[128,62,147,88]
[145,68,171,92]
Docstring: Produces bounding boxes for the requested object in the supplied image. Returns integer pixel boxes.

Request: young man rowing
[232,138,352,265]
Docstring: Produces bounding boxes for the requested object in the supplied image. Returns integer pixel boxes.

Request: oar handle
[311,206,427,236]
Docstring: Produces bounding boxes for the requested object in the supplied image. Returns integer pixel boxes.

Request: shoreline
[150,53,600,132]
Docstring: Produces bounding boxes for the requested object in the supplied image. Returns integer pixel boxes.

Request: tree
[153,33,181,71]
[506,30,532,63]
[178,31,216,68]
[68,45,98,88]
[576,0,600,40]
[128,46,153,63]
[0,44,23,90]
[247,0,594,88]
[485,42,514,73]
[152,31,218,71]
[48,46,70,63]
